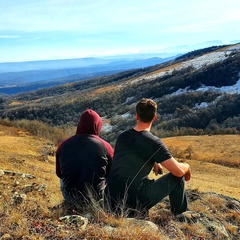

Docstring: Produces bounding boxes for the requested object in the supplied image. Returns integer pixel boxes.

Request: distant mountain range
[1,40,236,95]
[0,55,178,95]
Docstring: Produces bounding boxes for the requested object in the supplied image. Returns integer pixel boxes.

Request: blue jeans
[60,179,74,202]
[60,179,105,204]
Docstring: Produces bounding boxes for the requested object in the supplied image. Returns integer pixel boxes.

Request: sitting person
[56,109,114,204]
[107,98,191,217]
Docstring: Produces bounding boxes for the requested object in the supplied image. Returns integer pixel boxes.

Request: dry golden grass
[8,101,23,106]
[161,135,240,200]
[163,135,240,167]
[93,85,119,94]
[0,124,62,205]
[0,124,239,239]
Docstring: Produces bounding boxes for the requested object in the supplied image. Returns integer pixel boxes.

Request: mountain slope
[0,43,239,144]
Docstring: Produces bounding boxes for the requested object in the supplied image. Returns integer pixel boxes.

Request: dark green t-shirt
[107,129,172,201]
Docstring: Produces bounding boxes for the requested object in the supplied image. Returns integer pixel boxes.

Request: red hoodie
[56,109,113,198]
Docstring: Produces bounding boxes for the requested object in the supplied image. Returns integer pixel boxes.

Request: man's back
[107,129,172,203]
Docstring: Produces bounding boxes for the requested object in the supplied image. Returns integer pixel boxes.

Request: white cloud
[0,0,240,62]
[1,0,238,33]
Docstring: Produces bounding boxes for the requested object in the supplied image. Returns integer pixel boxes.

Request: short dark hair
[136,98,157,123]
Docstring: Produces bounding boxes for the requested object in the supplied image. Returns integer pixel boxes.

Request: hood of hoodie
[76,109,102,135]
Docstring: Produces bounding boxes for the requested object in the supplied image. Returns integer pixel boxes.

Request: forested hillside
[0,43,239,145]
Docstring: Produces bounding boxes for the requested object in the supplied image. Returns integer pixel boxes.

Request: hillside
[0,43,239,146]
[0,124,239,239]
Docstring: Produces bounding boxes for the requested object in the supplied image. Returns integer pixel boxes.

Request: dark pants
[139,173,188,215]
[107,173,188,216]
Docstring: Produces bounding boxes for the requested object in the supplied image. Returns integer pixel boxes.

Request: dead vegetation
[0,124,239,239]
[160,135,240,200]
[163,135,240,168]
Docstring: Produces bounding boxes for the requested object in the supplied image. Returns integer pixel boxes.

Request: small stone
[11,192,27,205]
[0,169,4,177]
[124,218,159,233]
[22,184,35,193]
[1,233,11,239]
[59,215,88,230]
[13,180,20,187]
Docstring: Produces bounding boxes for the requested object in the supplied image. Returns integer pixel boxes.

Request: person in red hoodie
[56,109,114,204]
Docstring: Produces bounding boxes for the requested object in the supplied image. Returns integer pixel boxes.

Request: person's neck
[134,123,152,132]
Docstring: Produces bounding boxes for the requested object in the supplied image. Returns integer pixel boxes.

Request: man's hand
[184,165,191,181]
[153,162,163,176]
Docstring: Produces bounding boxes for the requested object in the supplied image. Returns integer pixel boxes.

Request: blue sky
[0,0,239,62]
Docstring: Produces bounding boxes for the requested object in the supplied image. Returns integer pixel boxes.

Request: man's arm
[161,157,191,181]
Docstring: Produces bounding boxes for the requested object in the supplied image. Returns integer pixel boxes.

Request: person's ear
[136,113,139,120]
[153,115,157,122]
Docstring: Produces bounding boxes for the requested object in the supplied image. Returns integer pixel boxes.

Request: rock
[13,180,20,187]
[202,217,230,239]
[59,215,88,230]
[35,184,46,192]
[2,170,35,179]
[123,218,159,233]
[0,169,4,177]
[11,192,27,205]
[22,184,35,193]
[103,225,115,235]
[103,218,159,236]
[0,233,11,239]
[22,183,46,193]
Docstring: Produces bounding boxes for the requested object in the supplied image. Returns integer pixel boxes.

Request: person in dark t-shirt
[56,109,114,204]
[107,98,191,216]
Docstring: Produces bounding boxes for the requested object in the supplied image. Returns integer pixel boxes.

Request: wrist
[183,163,190,173]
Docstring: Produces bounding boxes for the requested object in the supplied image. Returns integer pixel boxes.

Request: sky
[0,0,239,63]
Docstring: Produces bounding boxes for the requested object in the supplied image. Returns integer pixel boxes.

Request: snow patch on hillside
[115,112,131,119]
[101,123,113,132]
[168,78,240,98]
[196,79,240,94]
[179,43,240,71]
[130,51,228,84]
[102,112,132,133]
[194,102,209,109]
[130,43,240,85]
[181,51,227,70]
